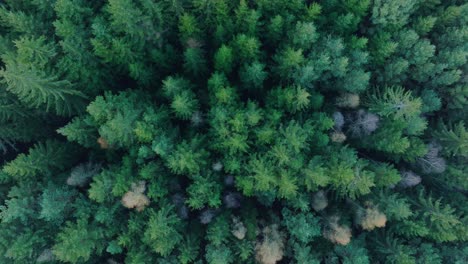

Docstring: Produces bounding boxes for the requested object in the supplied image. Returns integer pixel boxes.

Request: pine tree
[433,121,467,157]
[186,175,222,209]
[334,236,370,264]
[205,244,234,264]
[214,44,234,74]
[143,205,183,256]
[166,138,208,175]
[0,54,86,116]
[39,183,77,225]
[0,183,38,224]
[281,208,320,243]
[366,86,422,121]
[2,140,79,181]
[274,47,304,81]
[372,231,416,264]
[178,235,200,264]
[57,116,99,148]
[239,61,267,90]
[406,190,462,242]
[0,0,466,263]
[53,219,106,263]
[371,0,418,29]
[86,91,148,148]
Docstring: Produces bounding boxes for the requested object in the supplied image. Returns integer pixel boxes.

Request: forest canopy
[0,0,467,263]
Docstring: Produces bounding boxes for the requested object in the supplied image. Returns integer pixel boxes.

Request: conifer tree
[0,0,466,263]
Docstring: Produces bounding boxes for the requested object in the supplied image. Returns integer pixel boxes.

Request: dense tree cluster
[0,0,467,263]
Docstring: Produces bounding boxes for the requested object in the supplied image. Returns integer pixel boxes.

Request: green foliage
[373,232,416,264]
[87,91,147,148]
[240,61,267,89]
[162,76,199,119]
[374,191,413,221]
[143,206,182,256]
[166,138,208,175]
[57,116,99,148]
[186,175,222,209]
[406,191,462,242]
[282,208,320,243]
[268,86,312,113]
[178,236,199,264]
[205,244,234,264]
[0,0,466,263]
[415,243,442,264]
[292,243,320,264]
[367,86,422,120]
[420,89,441,113]
[1,228,46,263]
[0,183,37,224]
[369,32,398,65]
[334,236,370,264]
[53,219,105,263]
[88,169,114,203]
[291,21,319,49]
[171,90,199,119]
[3,140,78,180]
[433,121,468,157]
[206,214,230,245]
[369,162,401,187]
[371,0,418,29]
[39,183,77,224]
[184,47,207,77]
[178,13,201,42]
[327,151,375,199]
[0,91,31,123]
[274,47,304,80]
[0,54,86,116]
[233,34,260,63]
[214,45,234,74]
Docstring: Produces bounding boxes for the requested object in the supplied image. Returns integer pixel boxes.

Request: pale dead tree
[232,216,247,240]
[0,139,16,155]
[356,206,387,231]
[37,249,54,263]
[333,111,345,130]
[330,131,347,143]
[97,137,110,149]
[223,192,242,208]
[212,161,223,172]
[347,109,379,137]
[323,216,352,245]
[121,181,150,212]
[199,208,218,224]
[336,93,360,108]
[255,224,285,264]
[178,205,189,220]
[186,38,203,49]
[224,175,235,186]
[398,170,421,188]
[67,162,101,187]
[171,193,185,207]
[416,142,446,174]
[331,111,347,143]
[191,111,204,127]
[172,193,189,219]
[312,190,328,211]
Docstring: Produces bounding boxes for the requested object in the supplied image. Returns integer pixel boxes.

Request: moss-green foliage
[0,0,466,263]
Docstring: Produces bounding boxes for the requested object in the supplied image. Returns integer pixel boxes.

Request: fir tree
[0,0,466,262]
